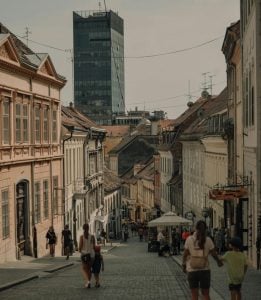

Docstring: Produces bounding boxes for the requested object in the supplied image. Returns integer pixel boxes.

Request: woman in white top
[79,223,95,288]
[182,220,223,300]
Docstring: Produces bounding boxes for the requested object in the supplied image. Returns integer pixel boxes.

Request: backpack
[189,237,208,269]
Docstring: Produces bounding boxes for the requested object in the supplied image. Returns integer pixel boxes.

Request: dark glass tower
[73,10,125,125]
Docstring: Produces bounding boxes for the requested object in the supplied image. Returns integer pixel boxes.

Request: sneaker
[85,283,91,288]
[95,283,100,288]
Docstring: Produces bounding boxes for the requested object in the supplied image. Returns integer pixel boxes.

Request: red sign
[209,187,248,201]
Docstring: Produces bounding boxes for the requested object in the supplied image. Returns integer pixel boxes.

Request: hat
[229,237,242,249]
[94,245,101,252]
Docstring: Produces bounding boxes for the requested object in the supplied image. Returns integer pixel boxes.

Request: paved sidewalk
[0,242,117,292]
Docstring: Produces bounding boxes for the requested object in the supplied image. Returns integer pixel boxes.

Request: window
[34,182,41,223]
[52,110,57,142]
[23,104,28,142]
[244,68,255,127]
[2,98,10,144]
[89,154,97,175]
[15,104,21,142]
[53,176,58,215]
[34,106,41,143]
[251,86,254,125]
[2,190,9,239]
[43,107,49,142]
[43,180,49,219]
[15,103,29,143]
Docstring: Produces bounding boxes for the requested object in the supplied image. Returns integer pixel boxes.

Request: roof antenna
[23,27,32,46]
[201,72,210,99]
[187,80,193,107]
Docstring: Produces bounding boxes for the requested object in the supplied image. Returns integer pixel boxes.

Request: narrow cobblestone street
[0,237,190,300]
[1,236,261,300]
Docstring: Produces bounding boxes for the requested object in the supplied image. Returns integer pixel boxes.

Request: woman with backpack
[182,220,223,300]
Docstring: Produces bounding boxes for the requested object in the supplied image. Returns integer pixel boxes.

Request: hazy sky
[1,0,239,119]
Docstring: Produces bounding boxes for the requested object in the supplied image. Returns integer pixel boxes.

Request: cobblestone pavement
[0,237,191,300]
[210,255,261,300]
[2,237,260,300]
[174,252,261,300]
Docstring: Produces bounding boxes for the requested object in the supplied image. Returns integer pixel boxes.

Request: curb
[171,255,224,300]
[0,263,75,292]
[44,262,75,273]
[0,274,39,292]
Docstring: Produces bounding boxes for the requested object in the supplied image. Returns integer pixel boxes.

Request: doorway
[16,180,31,257]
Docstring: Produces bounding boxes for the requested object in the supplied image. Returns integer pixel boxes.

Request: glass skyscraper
[73,10,125,125]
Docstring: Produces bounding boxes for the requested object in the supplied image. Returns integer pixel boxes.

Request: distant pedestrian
[62,224,72,260]
[214,229,223,255]
[182,220,223,300]
[182,229,190,249]
[124,226,129,242]
[131,223,136,236]
[79,223,95,288]
[143,227,148,242]
[91,245,104,288]
[100,229,106,246]
[109,230,114,246]
[221,237,248,300]
[46,226,57,257]
[138,227,144,242]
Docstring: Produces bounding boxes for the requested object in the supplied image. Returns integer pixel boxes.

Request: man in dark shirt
[62,224,72,260]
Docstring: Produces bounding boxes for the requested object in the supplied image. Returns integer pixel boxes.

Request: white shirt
[81,234,95,257]
[184,232,214,272]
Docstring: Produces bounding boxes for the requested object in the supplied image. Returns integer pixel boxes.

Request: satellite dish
[201,90,209,99]
[187,101,193,107]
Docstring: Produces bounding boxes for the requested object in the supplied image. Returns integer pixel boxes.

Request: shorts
[229,283,242,291]
[188,270,211,290]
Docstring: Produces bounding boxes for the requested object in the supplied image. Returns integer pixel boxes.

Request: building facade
[240,0,261,267]
[73,10,125,125]
[0,25,66,262]
[61,105,106,245]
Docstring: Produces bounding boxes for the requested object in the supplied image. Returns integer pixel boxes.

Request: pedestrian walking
[109,230,114,246]
[182,228,190,250]
[91,245,104,288]
[79,223,95,288]
[182,220,223,300]
[143,227,148,242]
[100,228,106,246]
[138,226,144,242]
[123,226,129,242]
[214,228,223,255]
[221,237,248,300]
[45,226,57,257]
[62,224,72,260]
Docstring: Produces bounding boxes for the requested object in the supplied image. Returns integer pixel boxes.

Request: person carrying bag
[182,220,223,300]
[79,223,95,288]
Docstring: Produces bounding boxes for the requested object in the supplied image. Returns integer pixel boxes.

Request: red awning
[209,187,248,201]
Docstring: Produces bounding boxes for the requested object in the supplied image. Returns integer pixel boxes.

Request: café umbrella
[147,211,192,227]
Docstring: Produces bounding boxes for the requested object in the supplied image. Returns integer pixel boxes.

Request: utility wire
[15,32,223,59]
[124,36,224,59]
[16,34,71,53]
[126,80,226,106]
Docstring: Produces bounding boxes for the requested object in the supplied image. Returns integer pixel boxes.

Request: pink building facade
[0,25,66,262]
